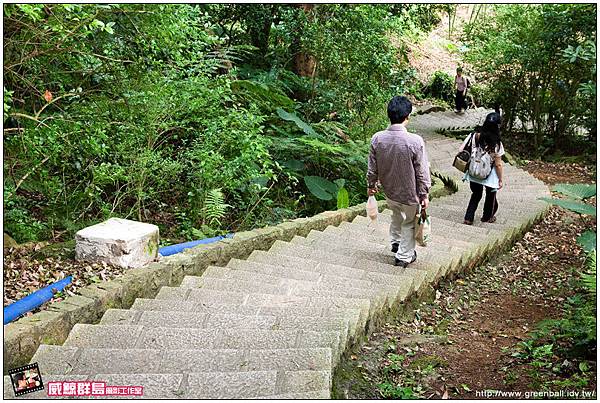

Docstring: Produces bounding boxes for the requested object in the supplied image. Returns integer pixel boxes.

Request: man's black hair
[387,96,412,124]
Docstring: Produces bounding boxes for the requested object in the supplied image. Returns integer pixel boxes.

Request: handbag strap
[466,133,475,150]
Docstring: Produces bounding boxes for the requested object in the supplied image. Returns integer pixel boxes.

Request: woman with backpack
[459,112,505,225]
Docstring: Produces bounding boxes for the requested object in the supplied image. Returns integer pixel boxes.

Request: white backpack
[468,134,493,179]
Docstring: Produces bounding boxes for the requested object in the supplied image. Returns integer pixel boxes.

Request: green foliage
[552,184,596,200]
[468,82,494,108]
[202,189,230,227]
[301,5,422,137]
[303,176,339,201]
[336,187,349,209]
[231,80,295,111]
[4,87,13,121]
[377,382,417,399]
[539,198,596,216]
[581,250,596,295]
[577,230,597,254]
[427,71,454,101]
[535,182,597,364]
[463,4,596,155]
[3,4,443,242]
[276,108,318,136]
[540,183,596,217]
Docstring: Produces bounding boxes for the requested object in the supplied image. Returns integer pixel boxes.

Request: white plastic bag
[366,195,378,221]
[415,209,431,247]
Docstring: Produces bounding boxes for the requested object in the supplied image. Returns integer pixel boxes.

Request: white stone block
[75,218,159,269]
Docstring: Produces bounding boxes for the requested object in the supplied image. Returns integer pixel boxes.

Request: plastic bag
[415,209,431,247]
[366,195,378,221]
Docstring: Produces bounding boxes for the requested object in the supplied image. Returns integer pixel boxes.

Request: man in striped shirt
[367,96,431,267]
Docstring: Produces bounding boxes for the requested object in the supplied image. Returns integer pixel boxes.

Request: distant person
[459,112,505,225]
[454,67,469,113]
[367,96,431,267]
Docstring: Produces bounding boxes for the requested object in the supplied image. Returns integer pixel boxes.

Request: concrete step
[330,221,480,251]
[191,267,406,313]
[264,240,430,292]
[101,307,353,356]
[149,287,371,333]
[308,226,474,257]
[197,264,402,300]
[101,308,349,334]
[63,325,344,365]
[257,390,330,399]
[365,215,504,244]
[291,231,458,282]
[376,206,520,234]
[15,370,331,399]
[182,370,332,398]
[244,251,412,287]
[269,241,427,291]
[127,298,363,340]
[30,344,333,376]
[322,224,482,267]
[231,254,419,306]
[184,276,389,315]
[427,205,534,228]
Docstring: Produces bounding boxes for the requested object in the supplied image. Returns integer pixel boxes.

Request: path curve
[5,108,550,399]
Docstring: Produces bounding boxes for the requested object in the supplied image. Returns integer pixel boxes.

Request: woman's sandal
[488,216,497,223]
[463,220,473,225]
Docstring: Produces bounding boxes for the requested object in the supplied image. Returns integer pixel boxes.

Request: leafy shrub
[3,4,443,242]
[468,82,494,108]
[537,182,596,359]
[427,71,454,101]
[463,4,596,155]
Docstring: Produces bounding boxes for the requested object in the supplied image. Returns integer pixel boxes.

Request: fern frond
[202,188,231,227]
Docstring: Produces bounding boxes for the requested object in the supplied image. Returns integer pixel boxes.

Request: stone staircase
[5,108,551,399]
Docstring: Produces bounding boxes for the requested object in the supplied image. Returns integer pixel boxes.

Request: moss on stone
[145,232,159,256]
[408,354,448,370]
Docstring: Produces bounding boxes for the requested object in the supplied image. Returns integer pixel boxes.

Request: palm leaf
[539,197,596,216]
[552,184,596,200]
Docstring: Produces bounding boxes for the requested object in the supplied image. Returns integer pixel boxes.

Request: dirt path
[335,161,596,399]
[401,5,474,84]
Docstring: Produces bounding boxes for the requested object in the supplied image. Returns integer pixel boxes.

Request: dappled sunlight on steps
[5,108,551,399]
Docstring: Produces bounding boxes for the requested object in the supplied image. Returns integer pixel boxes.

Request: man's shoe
[394,251,417,268]
[391,243,399,253]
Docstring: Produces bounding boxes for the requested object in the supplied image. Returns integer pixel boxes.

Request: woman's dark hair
[387,96,412,124]
[475,112,502,152]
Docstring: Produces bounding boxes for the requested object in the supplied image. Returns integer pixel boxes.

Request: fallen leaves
[339,160,596,399]
[3,242,128,313]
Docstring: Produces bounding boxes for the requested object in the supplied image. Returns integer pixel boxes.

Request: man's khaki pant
[386,198,419,262]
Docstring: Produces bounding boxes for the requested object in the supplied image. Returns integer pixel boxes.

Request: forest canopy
[3,4,596,244]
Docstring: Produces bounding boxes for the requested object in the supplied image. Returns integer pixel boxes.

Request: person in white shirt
[458,112,505,224]
[454,67,468,113]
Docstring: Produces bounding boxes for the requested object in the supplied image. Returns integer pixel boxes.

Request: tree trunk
[292,4,316,77]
